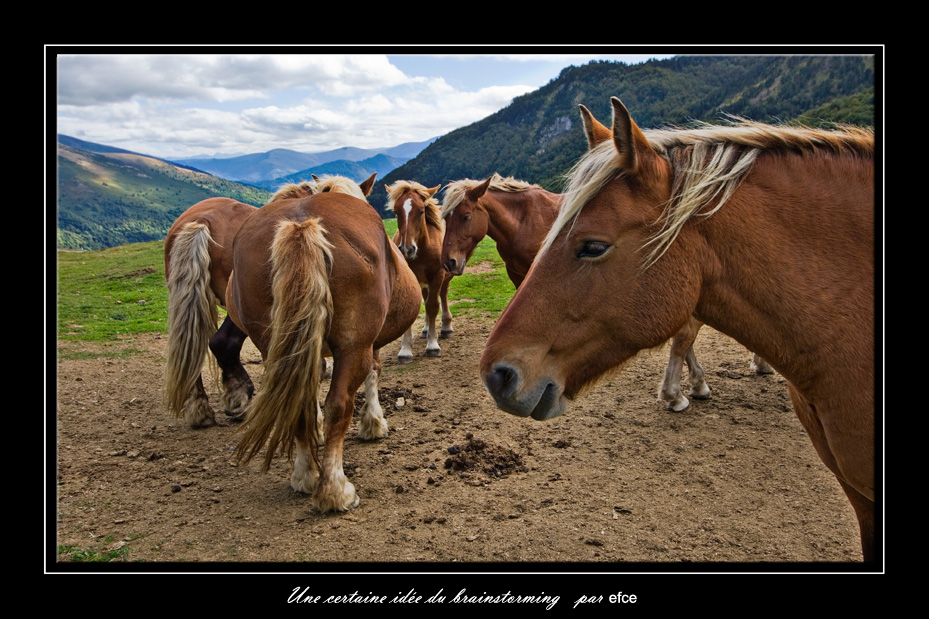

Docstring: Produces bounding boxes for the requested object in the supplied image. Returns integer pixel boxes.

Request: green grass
[56,241,169,342]
[57,543,130,562]
[55,222,514,347]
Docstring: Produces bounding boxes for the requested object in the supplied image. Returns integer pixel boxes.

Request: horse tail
[236,218,333,472]
[164,222,219,417]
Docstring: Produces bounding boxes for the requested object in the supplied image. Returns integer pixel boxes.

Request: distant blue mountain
[171,138,438,185]
[255,153,411,191]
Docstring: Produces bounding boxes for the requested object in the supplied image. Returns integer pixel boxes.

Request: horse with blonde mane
[228,188,420,512]
[481,98,875,560]
[577,106,775,411]
[441,169,769,412]
[162,173,376,428]
[440,173,561,287]
[386,180,453,363]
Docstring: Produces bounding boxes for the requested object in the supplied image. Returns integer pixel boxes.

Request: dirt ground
[53,308,873,575]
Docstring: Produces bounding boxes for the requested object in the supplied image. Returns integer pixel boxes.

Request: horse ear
[311,174,320,181]
[425,184,441,198]
[610,97,650,173]
[359,173,377,196]
[579,104,611,148]
[467,176,492,202]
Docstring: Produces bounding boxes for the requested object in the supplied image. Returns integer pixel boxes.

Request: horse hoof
[667,397,690,412]
[440,330,453,339]
[224,410,247,422]
[689,387,711,400]
[425,348,441,357]
[397,354,413,365]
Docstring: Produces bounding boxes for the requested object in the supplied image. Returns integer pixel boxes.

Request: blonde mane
[440,173,540,219]
[267,175,368,205]
[386,180,443,229]
[267,180,317,204]
[543,120,874,268]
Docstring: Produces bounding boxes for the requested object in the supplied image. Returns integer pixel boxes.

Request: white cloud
[53,53,611,157]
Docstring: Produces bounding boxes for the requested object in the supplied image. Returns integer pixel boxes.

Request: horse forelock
[386,180,443,229]
[542,120,874,267]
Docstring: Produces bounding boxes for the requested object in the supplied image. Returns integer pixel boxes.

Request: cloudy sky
[54,51,676,160]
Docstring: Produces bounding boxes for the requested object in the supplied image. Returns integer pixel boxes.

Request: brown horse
[580,104,774,412]
[440,171,768,412]
[163,173,377,428]
[440,173,561,287]
[228,191,420,512]
[386,180,453,362]
[480,98,875,560]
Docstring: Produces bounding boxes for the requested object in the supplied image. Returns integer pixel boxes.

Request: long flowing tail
[164,222,219,417]
[236,218,333,472]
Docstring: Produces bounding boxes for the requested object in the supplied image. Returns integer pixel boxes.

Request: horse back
[230,193,418,354]
[166,197,258,301]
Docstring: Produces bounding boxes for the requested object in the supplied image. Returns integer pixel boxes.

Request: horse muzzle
[482,363,567,420]
[399,244,418,261]
[443,257,465,276]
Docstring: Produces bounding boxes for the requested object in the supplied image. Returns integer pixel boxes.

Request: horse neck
[692,153,873,394]
[482,190,537,245]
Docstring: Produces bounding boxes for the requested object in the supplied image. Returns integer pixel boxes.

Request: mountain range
[55,55,876,250]
[169,139,437,188]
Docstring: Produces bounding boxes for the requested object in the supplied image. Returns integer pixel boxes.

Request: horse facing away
[162,173,377,428]
[386,180,453,363]
[441,170,768,412]
[228,191,420,512]
[480,98,875,560]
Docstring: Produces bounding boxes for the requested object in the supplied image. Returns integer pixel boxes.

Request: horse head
[387,181,442,262]
[480,98,692,420]
[440,176,493,275]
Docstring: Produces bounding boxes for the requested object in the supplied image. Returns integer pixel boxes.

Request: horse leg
[313,351,369,512]
[787,384,874,561]
[291,433,320,495]
[423,284,441,357]
[751,353,775,375]
[398,327,414,364]
[684,343,711,400]
[420,286,429,339]
[439,274,453,339]
[180,376,215,428]
[659,318,701,411]
[358,349,388,439]
[208,315,254,421]
[836,477,875,562]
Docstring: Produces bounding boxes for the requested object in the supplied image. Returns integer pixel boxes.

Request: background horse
[229,191,420,512]
[163,173,377,428]
[386,180,453,363]
[480,98,875,560]
[440,173,561,287]
[441,170,769,412]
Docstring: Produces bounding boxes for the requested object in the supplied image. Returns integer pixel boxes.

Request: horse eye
[577,241,610,259]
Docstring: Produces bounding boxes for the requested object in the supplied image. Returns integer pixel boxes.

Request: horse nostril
[485,364,520,399]
[445,258,457,273]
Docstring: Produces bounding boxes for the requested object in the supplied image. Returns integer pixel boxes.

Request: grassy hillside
[56,145,272,250]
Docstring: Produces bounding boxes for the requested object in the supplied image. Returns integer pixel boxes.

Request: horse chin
[493,380,568,421]
[530,387,568,420]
